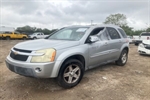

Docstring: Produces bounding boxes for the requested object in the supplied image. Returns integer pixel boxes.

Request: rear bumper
[133,40,142,44]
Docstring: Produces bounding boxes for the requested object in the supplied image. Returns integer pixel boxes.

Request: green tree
[35,28,43,32]
[16,25,58,35]
[121,25,134,35]
[104,13,127,27]
[146,27,150,32]
[104,13,136,36]
[133,29,146,35]
[16,25,36,34]
[42,28,52,34]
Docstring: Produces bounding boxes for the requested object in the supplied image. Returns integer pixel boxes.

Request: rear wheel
[116,49,128,66]
[135,43,139,46]
[23,37,26,40]
[57,59,84,88]
[33,37,37,40]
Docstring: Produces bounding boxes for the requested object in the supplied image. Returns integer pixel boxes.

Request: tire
[135,43,139,46]
[139,53,142,55]
[6,37,10,40]
[57,59,84,88]
[116,49,128,66]
[23,37,26,40]
[33,37,37,40]
[138,51,143,55]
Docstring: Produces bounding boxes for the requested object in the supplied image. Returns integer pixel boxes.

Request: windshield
[47,27,89,41]
[31,33,38,35]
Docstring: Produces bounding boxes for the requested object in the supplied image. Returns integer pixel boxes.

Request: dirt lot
[0,40,150,100]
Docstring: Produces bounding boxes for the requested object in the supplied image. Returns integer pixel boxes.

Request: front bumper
[5,56,58,78]
[138,46,150,55]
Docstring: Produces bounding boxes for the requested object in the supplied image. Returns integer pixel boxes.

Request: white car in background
[28,32,49,39]
[127,35,133,44]
[138,40,150,55]
[133,32,150,45]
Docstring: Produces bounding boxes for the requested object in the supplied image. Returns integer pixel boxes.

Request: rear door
[41,33,45,38]
[11,32,17,38]
[106,27,124,61]
[36,33,41,39]
[16,33,22,38]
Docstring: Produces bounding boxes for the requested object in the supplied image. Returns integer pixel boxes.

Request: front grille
[14,48,32,53]
[145,46,150,50]
[10,51,28,61]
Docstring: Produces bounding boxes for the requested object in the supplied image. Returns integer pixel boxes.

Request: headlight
[31,48,56,63]
[139,43,144,48]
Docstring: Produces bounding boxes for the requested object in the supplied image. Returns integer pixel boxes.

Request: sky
[0,0,150,30]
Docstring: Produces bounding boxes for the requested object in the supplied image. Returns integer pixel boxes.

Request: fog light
[35,67,42,73]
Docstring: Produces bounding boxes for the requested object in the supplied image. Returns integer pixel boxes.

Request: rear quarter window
[141,33,150,36]
[118,29,127,38]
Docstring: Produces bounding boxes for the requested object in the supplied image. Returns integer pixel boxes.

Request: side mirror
[89,36,99,43]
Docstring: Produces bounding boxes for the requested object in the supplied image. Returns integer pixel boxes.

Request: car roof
[66,24,121,29]
[141,32,150,34]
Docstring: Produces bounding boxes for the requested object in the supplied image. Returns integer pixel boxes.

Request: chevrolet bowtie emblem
[13,51,18,55]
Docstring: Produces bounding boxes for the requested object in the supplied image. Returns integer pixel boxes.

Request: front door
[88,27,110,69]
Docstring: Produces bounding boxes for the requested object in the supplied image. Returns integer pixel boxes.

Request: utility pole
[91,20,93,25]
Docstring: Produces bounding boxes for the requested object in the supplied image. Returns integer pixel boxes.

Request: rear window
[4,32,12,34]
[118,29,127,38]
[141,33,150,36]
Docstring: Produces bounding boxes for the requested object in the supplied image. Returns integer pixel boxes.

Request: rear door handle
[104,42,108,45]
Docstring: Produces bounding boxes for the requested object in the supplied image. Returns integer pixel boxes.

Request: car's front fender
[50,45,89,77]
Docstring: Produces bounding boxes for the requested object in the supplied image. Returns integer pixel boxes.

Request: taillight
[147,37,149,40]
[126,39,129,43]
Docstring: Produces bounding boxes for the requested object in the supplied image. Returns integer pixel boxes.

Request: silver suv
[6,25,129,88]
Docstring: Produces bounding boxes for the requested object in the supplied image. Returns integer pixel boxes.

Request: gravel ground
[0,40,150,100]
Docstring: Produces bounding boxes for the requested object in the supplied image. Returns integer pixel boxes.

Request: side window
[5,32,12,34]
[107,27,121,39]
[118,29,127,38]
[14,32,20,34]
[98,28,109,40]
[141,33,150,36]
[90,27,104,36]
[141,33,146,36]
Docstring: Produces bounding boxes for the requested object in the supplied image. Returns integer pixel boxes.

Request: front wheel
[57,59,84,88]
[6,37,10,40]
[116,49,128,66]
[135,43,139,46]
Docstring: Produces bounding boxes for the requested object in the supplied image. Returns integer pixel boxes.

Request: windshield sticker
[76,28,88,32]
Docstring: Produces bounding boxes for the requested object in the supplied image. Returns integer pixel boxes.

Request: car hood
[142,40,150,45]
[14,39,80,51]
